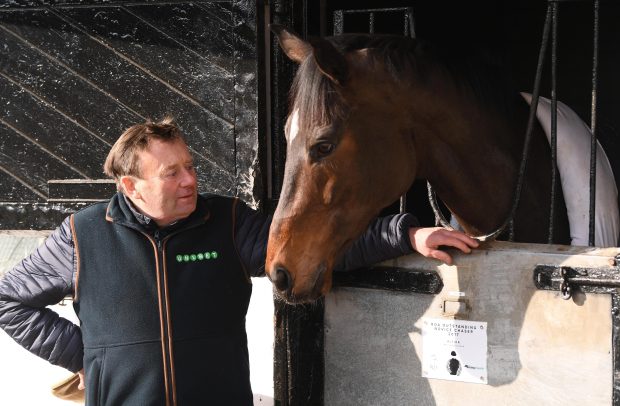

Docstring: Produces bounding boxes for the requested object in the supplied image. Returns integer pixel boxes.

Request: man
[0,118,478,405]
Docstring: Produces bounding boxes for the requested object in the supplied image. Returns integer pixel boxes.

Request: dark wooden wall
[0,0,260,229]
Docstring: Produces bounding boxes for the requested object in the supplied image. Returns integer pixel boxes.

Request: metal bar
[541,277,620,288]
[548,1,559,244]
[400,7,415,211]
[403,11,408,37]
[407,7,416,39]
[333,10,343,35]
[369,11,375,34]
[569,277,620,287]
[509,2,553,241]
[589,0,600,246]
[534,264,620,292]
[333,267,443,294]
[339,7,414,14]
[612,293,620,405]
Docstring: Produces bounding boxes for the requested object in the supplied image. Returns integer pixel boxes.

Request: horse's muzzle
[270,264,292,294]
[269,261,328,304]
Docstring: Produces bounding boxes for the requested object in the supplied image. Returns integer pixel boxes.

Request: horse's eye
[312,142,335,159]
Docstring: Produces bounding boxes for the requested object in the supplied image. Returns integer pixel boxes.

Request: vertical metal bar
[401,8,414,214]
[589,0,600,246]
[548,1,559,244]
[263,1,273,201]
[407,7,416,39]
[613,293,620,405]
[319,0,327,37]
[509,2,553,242]
[399,195,407,214]
[302,0,308,39]
[404,10,408,37]
[333,10,343,35]
[369,12,375,34]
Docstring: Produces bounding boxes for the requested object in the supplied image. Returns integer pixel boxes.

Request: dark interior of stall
[276,0,620,226]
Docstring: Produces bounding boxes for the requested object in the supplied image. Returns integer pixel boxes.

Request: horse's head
[266,26,418,303]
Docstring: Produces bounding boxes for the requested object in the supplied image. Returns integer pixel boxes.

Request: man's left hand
[409,227,479,265]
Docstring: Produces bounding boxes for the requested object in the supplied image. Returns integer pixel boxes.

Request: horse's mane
[290,33,517,128]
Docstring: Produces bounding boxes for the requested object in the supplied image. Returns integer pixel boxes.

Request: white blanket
[521,92,619,247]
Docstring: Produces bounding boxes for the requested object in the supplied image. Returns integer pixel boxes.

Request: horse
[265,25,618,304]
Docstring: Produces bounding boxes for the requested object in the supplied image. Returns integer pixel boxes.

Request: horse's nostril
[272,265,291,293]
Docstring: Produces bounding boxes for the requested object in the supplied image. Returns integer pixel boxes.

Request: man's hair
[104,117,185,180]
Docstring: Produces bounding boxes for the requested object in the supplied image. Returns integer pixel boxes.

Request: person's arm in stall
[233,198,272,277]
[336,214,479,271]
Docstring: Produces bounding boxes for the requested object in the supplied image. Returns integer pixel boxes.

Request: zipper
[155,230,162,250]
[154,230,177,406]
[119,219,208,406]
[139,229,175,406]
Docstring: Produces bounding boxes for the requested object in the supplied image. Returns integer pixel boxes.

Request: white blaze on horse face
[288,109,300,146]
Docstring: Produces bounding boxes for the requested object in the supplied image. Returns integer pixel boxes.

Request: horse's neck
[414,93,529,235]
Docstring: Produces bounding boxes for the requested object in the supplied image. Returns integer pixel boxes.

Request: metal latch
[534,259,620,301]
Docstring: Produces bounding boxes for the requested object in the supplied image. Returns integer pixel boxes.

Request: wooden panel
[0,0,259,228]
[0,75,111,179]
[0,21,139,145]
[0,121,78,198]
[0,9,235,177]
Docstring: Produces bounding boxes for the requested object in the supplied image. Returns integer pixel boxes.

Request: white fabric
[521,92,619,247]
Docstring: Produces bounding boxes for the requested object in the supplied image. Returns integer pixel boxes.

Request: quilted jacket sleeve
[233,197,419,277]
[234,199,272,278]
[335,213,419,271]
[0,216,83,372]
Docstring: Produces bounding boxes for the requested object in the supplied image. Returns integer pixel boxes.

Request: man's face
[127,138,198,226]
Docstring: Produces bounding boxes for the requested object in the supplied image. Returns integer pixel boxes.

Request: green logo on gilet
[176,251,219,263]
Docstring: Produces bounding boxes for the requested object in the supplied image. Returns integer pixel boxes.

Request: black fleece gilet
[72,193,253,406]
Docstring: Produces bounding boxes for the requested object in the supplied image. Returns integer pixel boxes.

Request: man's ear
[270,24,312,63]
[120,176,140,200]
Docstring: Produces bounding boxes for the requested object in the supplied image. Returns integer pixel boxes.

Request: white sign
[422,318,488,384]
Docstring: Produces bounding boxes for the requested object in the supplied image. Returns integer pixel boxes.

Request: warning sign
[422,318,488,384]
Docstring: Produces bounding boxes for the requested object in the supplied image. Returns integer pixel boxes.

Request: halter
[426,4,554,242]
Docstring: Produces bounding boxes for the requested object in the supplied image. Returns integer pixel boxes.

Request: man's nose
[180,168,197,186]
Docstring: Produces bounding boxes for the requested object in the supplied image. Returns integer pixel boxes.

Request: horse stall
[1,1,620,406]
[0,1,274,404]
[267,1,620,405]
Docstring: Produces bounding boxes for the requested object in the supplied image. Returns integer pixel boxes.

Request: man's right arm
[0,217,83,372]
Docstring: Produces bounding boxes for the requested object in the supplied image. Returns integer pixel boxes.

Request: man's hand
[409,227,479,265]
[78,369,85,390]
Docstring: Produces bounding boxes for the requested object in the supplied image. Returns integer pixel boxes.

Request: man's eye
[166,171,177,178]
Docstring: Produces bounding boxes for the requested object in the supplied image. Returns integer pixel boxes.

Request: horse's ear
[308,37,348,86]
[270,24,312,64]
